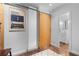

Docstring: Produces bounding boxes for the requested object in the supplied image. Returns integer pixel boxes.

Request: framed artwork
[9,6,26,32]
[59,12,70,33]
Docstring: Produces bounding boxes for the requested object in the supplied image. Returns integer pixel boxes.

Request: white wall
[4,4,38,55]
[28,9,38,51]
[51,14,60,47]
[39,4,50,14]
[51,4,79,53]
[4,4,28,55]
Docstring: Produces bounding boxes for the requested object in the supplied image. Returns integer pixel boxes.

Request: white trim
[12,50,27,56]
[70,50,79,55]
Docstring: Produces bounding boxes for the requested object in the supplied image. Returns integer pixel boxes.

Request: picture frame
[9,6,26,32]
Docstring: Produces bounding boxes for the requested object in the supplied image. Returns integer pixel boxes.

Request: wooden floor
[17,45,78,56]
[17,45,60,56]
[18,49,44,56]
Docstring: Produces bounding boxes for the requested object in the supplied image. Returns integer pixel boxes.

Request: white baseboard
[12,50,27,56]
[70,50,79,55]
[27,47,38,52]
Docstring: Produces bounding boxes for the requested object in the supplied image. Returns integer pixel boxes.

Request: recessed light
[49,4,53,6]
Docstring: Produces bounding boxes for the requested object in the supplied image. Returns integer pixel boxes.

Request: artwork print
[9,7,25,31]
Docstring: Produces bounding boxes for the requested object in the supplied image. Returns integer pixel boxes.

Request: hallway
[0,3,79,56]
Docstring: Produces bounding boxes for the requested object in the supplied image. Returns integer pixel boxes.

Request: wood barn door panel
[39,12,51,49]
[0,4,4,49]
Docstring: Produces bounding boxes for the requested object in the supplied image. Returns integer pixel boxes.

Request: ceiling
[18,3,64,13]
[19,3,39,8]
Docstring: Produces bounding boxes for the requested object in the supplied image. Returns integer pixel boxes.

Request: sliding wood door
[0,4,4,49]
[39,12,51,49]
